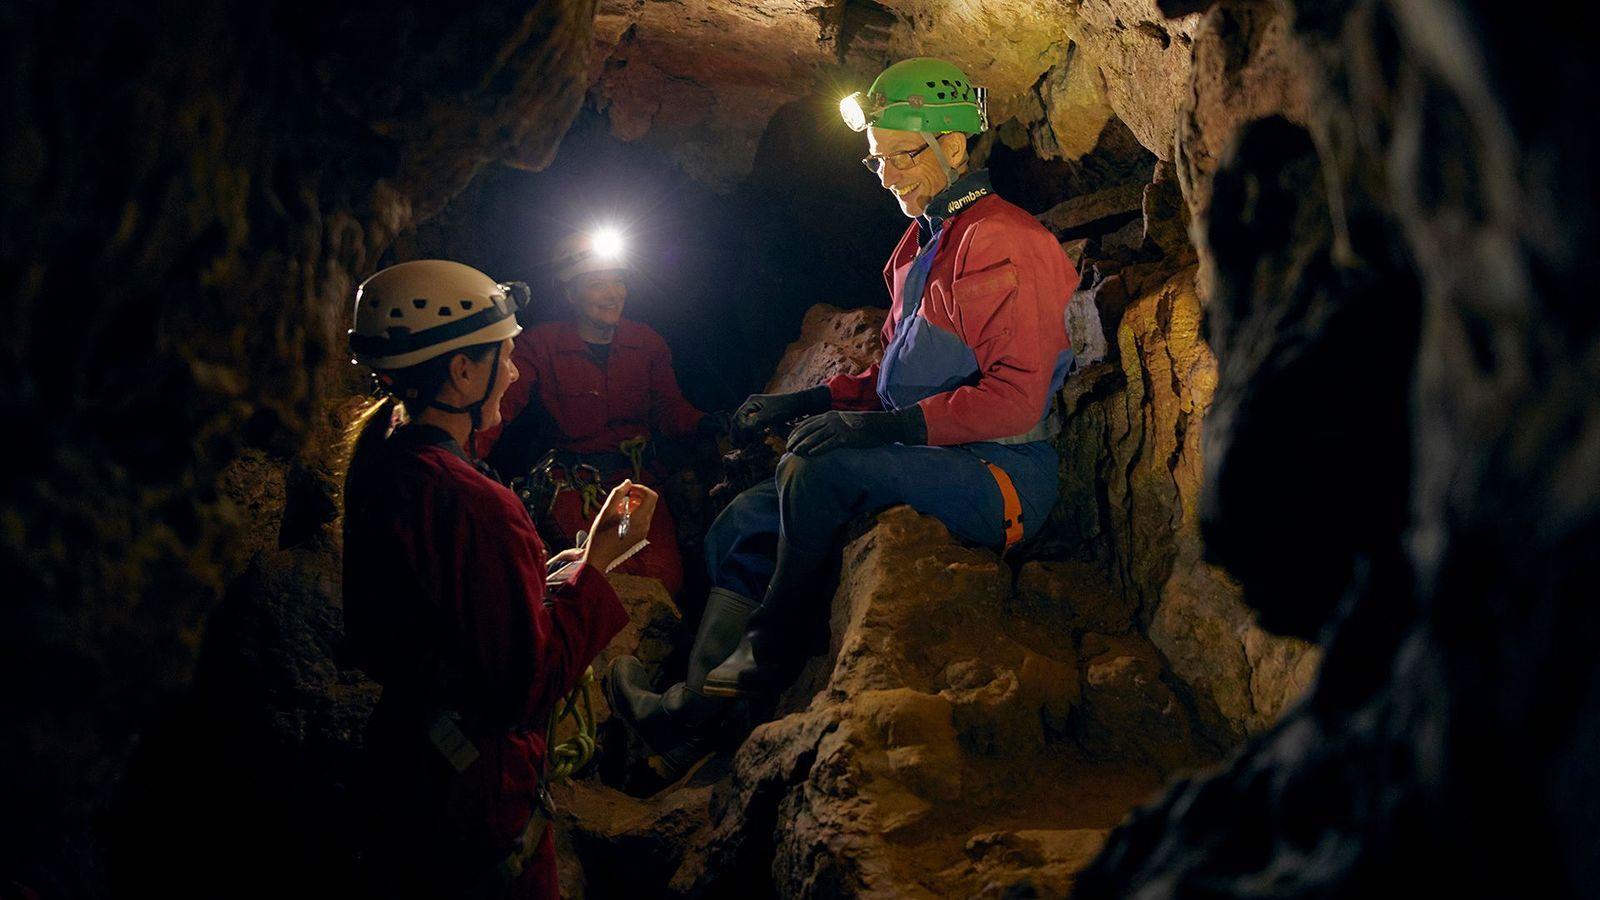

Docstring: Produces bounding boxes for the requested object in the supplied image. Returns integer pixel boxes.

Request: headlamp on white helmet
[554,227,630,283]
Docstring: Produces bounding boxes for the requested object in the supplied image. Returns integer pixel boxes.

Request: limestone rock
[1036,182,1147,239]
[1173,0,1311,225]
[1068,0,1203,160]
[1084,0,1600,893]
[1040,42,1118,161]
[587,0,1201,184]
[1076,633,1198,774]
[763,304,887,395]
[1149,559,1318,739]
[681,505,1176,897]
[553,779,716,898]
[1013,559,1136,639]
[1047,261,1320,739]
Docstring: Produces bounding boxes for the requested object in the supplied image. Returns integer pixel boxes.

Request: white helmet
[349,259,526,370]
[553,228,629,283]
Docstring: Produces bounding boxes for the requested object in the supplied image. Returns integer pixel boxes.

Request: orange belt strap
[983,461,1025,552]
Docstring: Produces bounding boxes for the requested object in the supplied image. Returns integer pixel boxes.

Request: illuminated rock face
[668,505,1205,898]
[587,0,1205,183]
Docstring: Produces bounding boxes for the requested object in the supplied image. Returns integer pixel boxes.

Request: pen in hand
[617,492,634,540]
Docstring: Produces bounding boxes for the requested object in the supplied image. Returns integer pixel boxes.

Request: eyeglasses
[861,144,932,175]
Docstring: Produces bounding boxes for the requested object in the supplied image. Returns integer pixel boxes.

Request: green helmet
[840,58,988,134]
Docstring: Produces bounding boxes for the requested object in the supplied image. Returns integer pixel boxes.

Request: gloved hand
[785,407,926,457]
[730,386,831,442]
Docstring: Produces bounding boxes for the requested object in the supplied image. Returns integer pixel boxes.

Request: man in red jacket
[607,58,1079,780]
[477,231,713,595]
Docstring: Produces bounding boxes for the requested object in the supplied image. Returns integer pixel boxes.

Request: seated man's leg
[705,444,1007,697]
[704,479,780,600]
[774,443,1008,553]
[606,480,778,776]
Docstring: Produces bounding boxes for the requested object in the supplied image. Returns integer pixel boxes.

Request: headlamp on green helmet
[840,57,988,134]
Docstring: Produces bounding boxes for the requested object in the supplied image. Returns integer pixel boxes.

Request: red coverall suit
[343,424,627,899]
[478,318,704,595]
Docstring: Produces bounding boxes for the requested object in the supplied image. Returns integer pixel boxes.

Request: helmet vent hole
[461,300,474,310]
[937,92,946,99]
[926,81,936,87]
[437,307,452,317]
[412,298,428,309]
[388,308,402,319]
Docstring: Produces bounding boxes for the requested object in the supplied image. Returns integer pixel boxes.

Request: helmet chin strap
[919,131,958,193]
[425,341,505,458]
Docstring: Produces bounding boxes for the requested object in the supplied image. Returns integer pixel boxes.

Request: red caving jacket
[343,424,627,898]
[826,173,1078,446]
[478,318,704,459]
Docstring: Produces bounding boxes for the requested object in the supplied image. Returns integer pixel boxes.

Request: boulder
[763,304,887,395]
[676,505,1185,897]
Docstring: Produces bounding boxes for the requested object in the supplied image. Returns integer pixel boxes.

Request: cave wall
[1080,0,1600,894]
[1,1,599,890]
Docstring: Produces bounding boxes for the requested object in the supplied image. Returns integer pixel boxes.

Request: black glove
[731,386,831,442]
[785,407,927,457]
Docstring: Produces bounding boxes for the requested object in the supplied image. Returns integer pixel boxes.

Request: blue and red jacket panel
[826,171,1078,446]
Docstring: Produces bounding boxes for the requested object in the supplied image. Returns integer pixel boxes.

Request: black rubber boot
[605,587,756,779]
[702,543,829,699]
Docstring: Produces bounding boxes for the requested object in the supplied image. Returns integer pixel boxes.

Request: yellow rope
[578,482,605,519]
[619,435,649,482]
[545,666,599,783]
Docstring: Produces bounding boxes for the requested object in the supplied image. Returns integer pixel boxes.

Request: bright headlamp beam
[840,94,867,132]
[591,227,625,261]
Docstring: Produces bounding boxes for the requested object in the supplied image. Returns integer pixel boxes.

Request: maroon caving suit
[477,319,704,595]
[343,424,627,899]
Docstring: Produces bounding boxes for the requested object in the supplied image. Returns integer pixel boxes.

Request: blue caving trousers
[705,439,1060,607]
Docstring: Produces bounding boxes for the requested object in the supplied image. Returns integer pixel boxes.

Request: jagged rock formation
[1078,0,1600,895]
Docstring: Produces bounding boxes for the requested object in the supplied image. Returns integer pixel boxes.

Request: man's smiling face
[867,126,956,219]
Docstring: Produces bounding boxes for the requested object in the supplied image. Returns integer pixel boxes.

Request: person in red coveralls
[476,229,718,597]
[341,258,657,899]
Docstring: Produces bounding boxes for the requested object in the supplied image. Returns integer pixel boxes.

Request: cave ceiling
[580,0,1200,186]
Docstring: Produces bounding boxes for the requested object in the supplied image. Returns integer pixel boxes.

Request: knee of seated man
[707,485,770,545]
[774,450,854,495]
